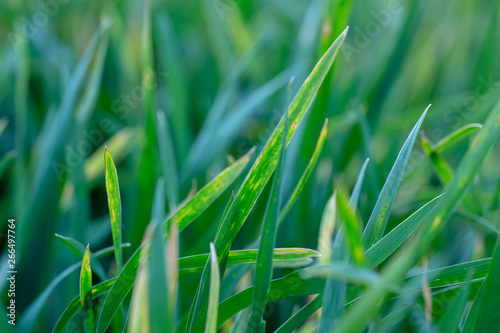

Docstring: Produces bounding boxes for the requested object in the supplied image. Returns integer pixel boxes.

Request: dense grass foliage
[0,0,499,332]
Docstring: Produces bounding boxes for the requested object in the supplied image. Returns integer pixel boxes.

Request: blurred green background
[0,0,499,331]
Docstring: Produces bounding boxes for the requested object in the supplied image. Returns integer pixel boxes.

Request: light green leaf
[80,245,94,333]
[178,248,319,271]
[216,258,490,329]
[334,98,500,333]
[437,273,472,333]
[105,148,123,272]
[205,243,220,333]
[337,191,364,265]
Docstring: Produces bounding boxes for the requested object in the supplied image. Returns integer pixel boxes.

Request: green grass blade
[318,191,337,264]
[205,243,220,333]
[127,223,155,333]
[156,111,179,206]
[278,119,328,227]
[105,148,123,272]
[19,18,111,265]
[349,158,369,208]
[186,28,348,332]
[472,237,500,333]
[361,107,429,248]
[421,134,454,183]
[432,123,482,153]
[52,279,116,333]
[128,263,149,333]
[278,159,370,332]
[148,219,172,331]
[166,148,254,233]
[337,191,364,265]
[178,248,319,270]
[248,112,287,332]
[80,245,94,333]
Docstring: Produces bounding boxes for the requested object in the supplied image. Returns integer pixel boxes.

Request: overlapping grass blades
[185,27,348,332]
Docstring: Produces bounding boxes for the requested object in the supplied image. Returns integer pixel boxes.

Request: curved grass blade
[278,119,328,227]
[349,158,369,208]
[318,191,337,264]
[178,248,319,270]
[96,152,253,333]
[52,279,116,333]
[432,123,482,153]
[166,148,254,234]
[364,194,443,268]
[127,222,155,333]
[361,107,429,248]
[248,112,287,332]
[80,245,94,333]
[105,148,123,272]
[186,27,349,332]
[421,133,453,183]
[206,243,220,333]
